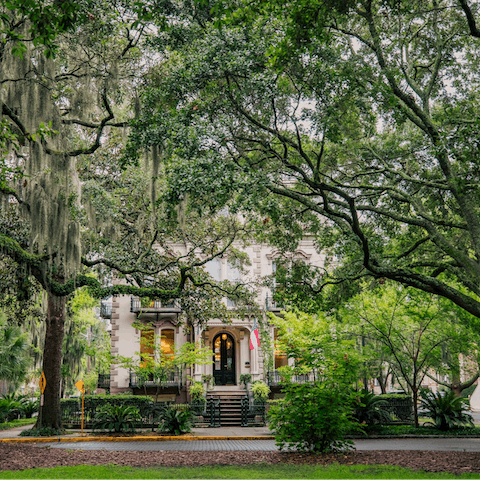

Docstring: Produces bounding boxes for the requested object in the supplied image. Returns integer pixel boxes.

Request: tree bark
[35,292,66,430]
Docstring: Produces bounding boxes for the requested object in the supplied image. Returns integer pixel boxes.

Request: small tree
[268,311,360,452]
[117,322,212,403]
[341,283,480,427]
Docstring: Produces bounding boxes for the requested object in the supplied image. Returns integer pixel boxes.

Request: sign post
[75,380,85,437]
[38,372,47,427]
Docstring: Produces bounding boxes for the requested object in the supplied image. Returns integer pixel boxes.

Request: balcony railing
[266,370,316,386]
[129,369,182,388]
[130,297,181,314]
[100,302,112,318]
[265,294,283,311]
[97,374,111,389]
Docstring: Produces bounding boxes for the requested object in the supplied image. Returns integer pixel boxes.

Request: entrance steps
[207,389,248,427]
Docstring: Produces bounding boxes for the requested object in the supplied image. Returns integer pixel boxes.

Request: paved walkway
[0,424,272,440]
[40,438,480,452]
[4,424,480,452]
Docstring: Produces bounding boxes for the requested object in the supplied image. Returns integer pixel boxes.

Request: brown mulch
[1,443,480,474]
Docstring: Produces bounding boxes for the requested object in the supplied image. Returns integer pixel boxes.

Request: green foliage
[20,426,64,437]
[0,398,22,422]
[0,313,30,387]
[251,381,270,401]
[158,405,193,436]
[354,391,392,427]
[61,394,155,419]
[92,404,141,434]
[420,389,474,431]
[268,382,356,453]
[240,374,251,385]
[0,417,35,430]
[341,282,480,426]
[269,311,361,378]
[2,0,80,58]
[18,398,38,419]
[188,381,205,402]
[201,374,214,388]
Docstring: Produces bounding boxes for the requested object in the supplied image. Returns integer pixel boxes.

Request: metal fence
[61,398,222,429]
[241,398,267,427]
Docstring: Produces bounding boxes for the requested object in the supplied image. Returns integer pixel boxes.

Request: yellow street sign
[39,372,46,394]
[75,380,85,394]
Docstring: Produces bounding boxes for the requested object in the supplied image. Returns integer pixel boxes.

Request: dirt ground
[1,443,479,475]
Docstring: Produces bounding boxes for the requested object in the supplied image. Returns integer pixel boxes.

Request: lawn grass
[0,419,35,431]
[0,463,480,479]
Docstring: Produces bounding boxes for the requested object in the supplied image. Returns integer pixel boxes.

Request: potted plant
[201,374,215,390]
[240,374,252,389]
[251,380,270,403]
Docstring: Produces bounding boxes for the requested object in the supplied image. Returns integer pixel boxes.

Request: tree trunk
[412,388,419,428]
[35,292,66,430]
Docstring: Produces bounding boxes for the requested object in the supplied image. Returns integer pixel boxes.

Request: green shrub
[61,394,154,420]
[0,418,35,431]
[189,381,205,402]
[0,399,22,422]
[240,374,251,385]
[20,399,38,419]
[158,405,193,435]
[20,427,64,437]
[420,389,474,431]
[251,381,270,401]
[268,382,356,453]
[92,404,141,433]
[354,391,392,426]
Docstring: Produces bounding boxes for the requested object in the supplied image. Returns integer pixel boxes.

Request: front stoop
[208,390,247,427]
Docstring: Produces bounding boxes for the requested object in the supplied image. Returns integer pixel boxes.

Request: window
[140,328,154,367]
[274,329,288,370]
[205,259,221,281]
[161,329,175,357]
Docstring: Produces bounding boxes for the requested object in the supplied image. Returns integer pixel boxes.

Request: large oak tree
[0,0,254,430]
[130,0,480,322]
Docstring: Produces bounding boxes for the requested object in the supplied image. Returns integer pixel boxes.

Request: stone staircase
[207,388,248,427]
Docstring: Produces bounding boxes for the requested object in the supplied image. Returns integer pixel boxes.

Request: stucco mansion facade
[105,240,325,401]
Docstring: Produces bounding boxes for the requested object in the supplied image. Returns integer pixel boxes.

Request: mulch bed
[1,443,480,474]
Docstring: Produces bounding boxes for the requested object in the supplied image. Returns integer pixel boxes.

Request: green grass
[0,419,35,431]
[0,463,479,479]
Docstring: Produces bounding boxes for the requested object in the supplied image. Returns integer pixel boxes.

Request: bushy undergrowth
[0,418,35,431]
[158,405,193,435]
[420,389,474,431]
[268,382,357,453]
[20,427,65,437]
[354,424,479,436]
[92,404,141,433]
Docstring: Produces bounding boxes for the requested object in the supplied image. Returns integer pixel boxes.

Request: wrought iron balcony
[130,297,181,314]
[266,370,315,386]
[97,373,110,389]
[265,294,283,312]
[100,301,112,318]
[129,369,182,388]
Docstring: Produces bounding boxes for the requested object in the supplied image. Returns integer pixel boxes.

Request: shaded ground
[0,443,479,475]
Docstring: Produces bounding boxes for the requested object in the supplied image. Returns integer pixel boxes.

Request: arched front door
[213,333,236,385]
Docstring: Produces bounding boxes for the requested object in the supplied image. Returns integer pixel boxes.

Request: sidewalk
[0,424,273,442]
